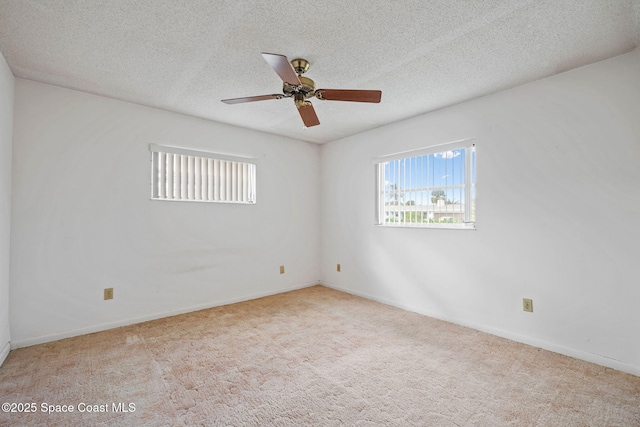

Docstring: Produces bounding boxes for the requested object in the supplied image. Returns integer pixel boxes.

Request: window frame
[373,139,476,229]
[149,144,257,204]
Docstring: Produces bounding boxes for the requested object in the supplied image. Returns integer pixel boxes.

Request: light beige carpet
[0,285,639,426]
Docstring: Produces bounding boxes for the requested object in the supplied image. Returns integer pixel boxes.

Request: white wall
[7,51,639,376]
[10,79,320,346]
[319,51,640,376]
[0,52,14,365]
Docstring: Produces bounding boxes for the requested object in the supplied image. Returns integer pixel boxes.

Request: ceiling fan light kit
[221,53,382,128]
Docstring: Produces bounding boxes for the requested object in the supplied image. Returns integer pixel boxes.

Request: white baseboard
[319,281,640,378]
[0,341,10,366]
[11,281,319,350]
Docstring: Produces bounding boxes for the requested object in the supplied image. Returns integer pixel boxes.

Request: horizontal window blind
[150,145,256,204]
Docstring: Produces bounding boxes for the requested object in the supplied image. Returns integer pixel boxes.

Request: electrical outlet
[337,264,341,272]
[523,298,533,312]
[104,288,114,300]
[279,265,285,274]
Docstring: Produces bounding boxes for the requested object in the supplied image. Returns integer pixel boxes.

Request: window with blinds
[150,144,256,204]
[374,140,476,229]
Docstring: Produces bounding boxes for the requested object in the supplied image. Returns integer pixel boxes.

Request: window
[150,144,256,204]
[375,140,476,228]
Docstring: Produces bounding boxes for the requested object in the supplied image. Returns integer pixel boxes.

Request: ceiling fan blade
[261,53,302,86]
[297,102,320,127]
[221,94,283,104]
[315,89,382,103]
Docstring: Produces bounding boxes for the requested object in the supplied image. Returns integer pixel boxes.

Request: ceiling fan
[221,53,382,127]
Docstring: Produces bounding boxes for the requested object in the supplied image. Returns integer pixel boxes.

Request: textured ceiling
[0,1,638,144]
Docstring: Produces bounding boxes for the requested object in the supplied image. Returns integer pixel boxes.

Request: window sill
[375,223,476,230]
[150,197,256,205]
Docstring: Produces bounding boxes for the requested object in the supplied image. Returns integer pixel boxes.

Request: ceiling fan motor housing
[283,75,316,99]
